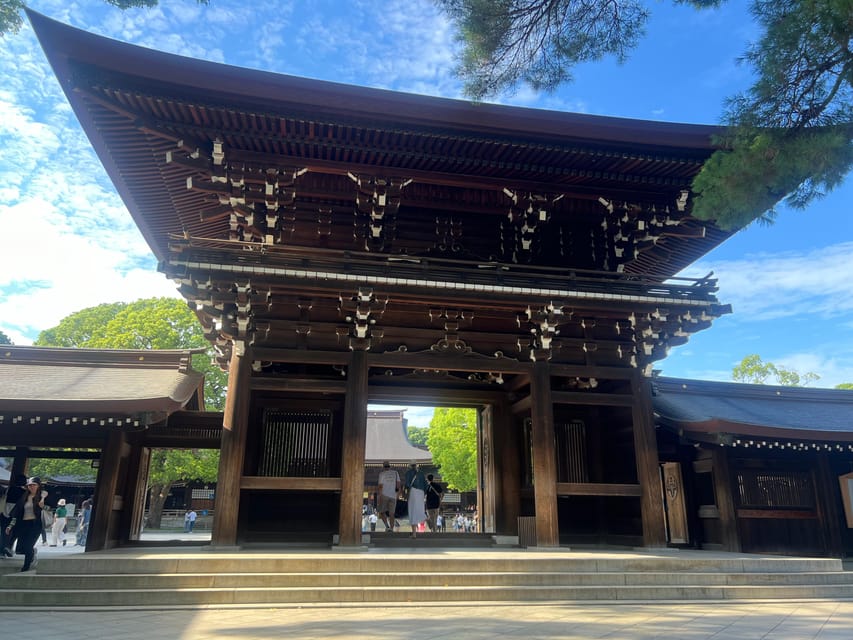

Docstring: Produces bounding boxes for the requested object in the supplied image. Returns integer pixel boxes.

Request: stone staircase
[2,547,852,608]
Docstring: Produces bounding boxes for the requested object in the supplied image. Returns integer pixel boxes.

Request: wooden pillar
[88,430,128,551]
[494,397,521,534]
[815,453,843,557]
[211,345,251,546]
[711,446,740,552]
[9,447,29,483]
[117,439,147,544]
[338,349,368,545]
[127,445,151,542]
[631,376,666,546]
[530,358,559,546]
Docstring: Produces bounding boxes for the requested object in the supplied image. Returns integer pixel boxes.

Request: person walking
[376,461,400,532]
[4,477,47,572]
[425,474,444,532]
[404,463,428,538]
[51,499,68,547]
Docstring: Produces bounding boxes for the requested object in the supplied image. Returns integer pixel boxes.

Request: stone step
[28,553,843,577]
[8,570,853,590]
[2,550,848,607]
[4,583,853,607]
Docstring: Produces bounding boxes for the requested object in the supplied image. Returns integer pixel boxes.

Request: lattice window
[258,409,333,477]
[555,419,589,483]
[735,470,816,509]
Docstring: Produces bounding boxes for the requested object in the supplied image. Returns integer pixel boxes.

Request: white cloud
[682,242,853,321]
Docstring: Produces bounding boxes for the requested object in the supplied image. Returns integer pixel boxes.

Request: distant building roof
[0,346,204,422]
[365,409,431,463]
[653,377,853,442]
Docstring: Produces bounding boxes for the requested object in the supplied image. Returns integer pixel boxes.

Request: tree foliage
[29,455,98,483]
[0,0,207,36]
[35,297,227,410]
[427,407,478,491]
[145,448,219,529]
[407,425,430,447]
[836,383,853,389]
[0,329,11,345]
[732,354,820,386]
[35,297,225,529]
[439,0,853,229]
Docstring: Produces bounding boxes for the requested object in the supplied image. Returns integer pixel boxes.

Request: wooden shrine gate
[32,12,734,549]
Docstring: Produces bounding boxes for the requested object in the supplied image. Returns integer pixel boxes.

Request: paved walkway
[1,600,852,639]
[3,541,853,638]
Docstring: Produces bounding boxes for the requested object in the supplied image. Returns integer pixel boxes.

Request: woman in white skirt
[403,463,428,538]
[51,499,68,547]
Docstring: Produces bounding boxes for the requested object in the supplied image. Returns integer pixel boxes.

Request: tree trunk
[146,481,173,529]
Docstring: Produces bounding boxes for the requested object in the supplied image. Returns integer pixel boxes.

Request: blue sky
[1,1,851,425]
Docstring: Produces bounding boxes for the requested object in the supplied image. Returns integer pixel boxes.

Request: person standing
[404,463,428,538]
[425,474,444,532]
[368,511,378,532]
[4,477,47,572]
[184,509,197,533]
[76,498,92,547]
[51,499,68,547]
[376,461,400,532]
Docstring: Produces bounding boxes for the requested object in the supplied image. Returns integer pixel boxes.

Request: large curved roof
[28,10,730,276]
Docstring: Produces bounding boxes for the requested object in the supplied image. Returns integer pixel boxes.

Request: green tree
[438,0,853,229]
[427,407,478,491]
[0,329,11,344]
[29,454,98,484]
[35,298,226,410]
[146,448,219,529]
[35,297,225,528]
[732,354,820,386]
[0,0,207,36]
[407,426,430,447]
[836,383,853,389]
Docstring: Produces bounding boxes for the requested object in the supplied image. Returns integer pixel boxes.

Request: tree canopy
[438,0,853,230]
[0,329,11,345]
[732,353,820,386]
[427,407,478,491]
[407,425,430,447]
[35,297,227,410]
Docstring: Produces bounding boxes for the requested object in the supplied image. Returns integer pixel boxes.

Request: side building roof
[652,376,853,443]
[0,346,204,426]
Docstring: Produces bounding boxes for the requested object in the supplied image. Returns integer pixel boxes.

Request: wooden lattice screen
[735,470,816,509]
[555,419,589,483]
[258,409,334,477]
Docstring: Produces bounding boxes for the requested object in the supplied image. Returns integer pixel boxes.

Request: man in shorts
[377,461,400,532]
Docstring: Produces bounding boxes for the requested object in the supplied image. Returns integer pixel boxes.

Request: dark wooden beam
[551,391,635,407]
[240,476,343,491]
[0,449,99,459]
[556,482,642,497]
[250,377,348,394]
[511,395,532,415]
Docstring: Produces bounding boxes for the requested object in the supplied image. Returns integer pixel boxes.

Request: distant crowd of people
[1,474,92,572]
